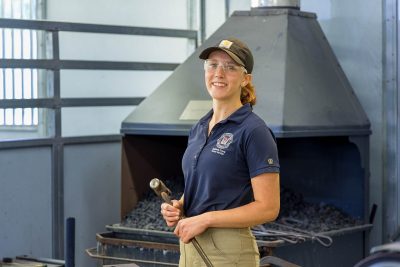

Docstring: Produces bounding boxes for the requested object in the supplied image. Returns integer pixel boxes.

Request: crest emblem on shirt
[216,133,233,149]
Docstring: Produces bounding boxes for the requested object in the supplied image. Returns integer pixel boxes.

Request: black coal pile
[264,187,364,232]
[121,181,363,234]
[121,179,184,232]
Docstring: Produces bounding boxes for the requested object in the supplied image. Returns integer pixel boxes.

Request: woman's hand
[174,214,210,243]
[161,200,182,227]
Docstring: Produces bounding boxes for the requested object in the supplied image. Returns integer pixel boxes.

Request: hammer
[150,178,214,267]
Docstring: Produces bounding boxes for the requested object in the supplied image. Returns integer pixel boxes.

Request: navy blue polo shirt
[182,103,280,217]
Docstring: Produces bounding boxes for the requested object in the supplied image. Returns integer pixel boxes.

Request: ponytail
[240,81,256,106]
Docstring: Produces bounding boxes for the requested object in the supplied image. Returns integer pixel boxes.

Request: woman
[161,37,280,266]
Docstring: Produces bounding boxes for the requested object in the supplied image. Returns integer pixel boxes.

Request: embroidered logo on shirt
[216,133,233,149]
[212,133,233,155]
[267,158,274,165]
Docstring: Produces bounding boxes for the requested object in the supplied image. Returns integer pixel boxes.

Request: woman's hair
[241,81,256,106]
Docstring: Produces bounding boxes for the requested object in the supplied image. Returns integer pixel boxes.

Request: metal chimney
[121,6,370,138]
[251,0,300,9]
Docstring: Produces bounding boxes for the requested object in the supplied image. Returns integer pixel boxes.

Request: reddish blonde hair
[241,81,256,106]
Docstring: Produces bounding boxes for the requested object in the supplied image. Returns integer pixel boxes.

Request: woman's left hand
[174,214,209,243]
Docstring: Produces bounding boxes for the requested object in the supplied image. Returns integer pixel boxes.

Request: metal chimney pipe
[251,0,300,9]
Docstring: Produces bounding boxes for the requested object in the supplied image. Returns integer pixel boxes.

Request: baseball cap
[199,37,254,74]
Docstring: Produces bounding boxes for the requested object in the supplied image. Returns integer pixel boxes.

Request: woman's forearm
[204,199,279,228]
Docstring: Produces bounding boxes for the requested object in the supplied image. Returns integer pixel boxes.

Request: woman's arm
[174,172,280,243]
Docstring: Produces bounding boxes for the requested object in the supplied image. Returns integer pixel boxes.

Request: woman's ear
[242,74,252,87]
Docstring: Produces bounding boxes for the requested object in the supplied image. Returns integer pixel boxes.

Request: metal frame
[200,0,206,43]
[383,0,399,242]
[0,17,197,259]
[225,0,230,20]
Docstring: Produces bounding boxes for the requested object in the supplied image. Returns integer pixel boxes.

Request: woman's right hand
[161,200,182,227]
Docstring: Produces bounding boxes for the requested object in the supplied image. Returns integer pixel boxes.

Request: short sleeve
[245,125,280,178]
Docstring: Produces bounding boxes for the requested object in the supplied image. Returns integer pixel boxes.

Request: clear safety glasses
[204,59,247,74]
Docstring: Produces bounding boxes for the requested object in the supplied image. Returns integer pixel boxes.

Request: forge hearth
[109,134,371,267]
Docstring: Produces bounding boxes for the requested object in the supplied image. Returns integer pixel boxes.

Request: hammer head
[149,178,171,198]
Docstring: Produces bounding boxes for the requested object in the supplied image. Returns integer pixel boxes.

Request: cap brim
[199,47,245,67]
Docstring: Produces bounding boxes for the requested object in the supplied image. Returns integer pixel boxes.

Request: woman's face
[204,50,250,104]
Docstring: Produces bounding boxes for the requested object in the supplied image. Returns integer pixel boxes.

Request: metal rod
[51,29,64,259]
[0,134,122,149]
[20,28,25,124]
[225,0,230,20]
[11,28,15,124]
[0,58,179,71]
[200,0,206,43]
[86,247,178,266]
[1,28,5,124]
[0,18,197,40]
[0,97,144,108]
[150,178,214,267]
[191,238,213,267]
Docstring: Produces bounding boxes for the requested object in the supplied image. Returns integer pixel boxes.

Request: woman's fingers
[160,202,181,227]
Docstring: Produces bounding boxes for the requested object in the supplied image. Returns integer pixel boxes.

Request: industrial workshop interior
[0,0,399,266]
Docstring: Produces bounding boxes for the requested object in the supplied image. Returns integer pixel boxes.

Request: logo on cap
[219,40,233,49]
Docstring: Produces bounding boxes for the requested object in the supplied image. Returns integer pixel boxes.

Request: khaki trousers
[179,227,260,267]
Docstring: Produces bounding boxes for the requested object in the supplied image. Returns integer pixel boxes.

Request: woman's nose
[214,65,225,76]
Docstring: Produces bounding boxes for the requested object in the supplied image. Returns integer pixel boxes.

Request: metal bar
[1,27,5,125]
[30,35,34,107]
[52,30,60,133]
[383,0,399,243]
[16,255,65,265]
[397,0,400,244]
[11,28,15,124]
[0,137,53,149]
[20,27,25,124]
[0,97,52,109]
[60,97,144,107]
[0,135,122,149]
[260,256,301,267]
[0,97,144,108]
[96,233,179,251]
[200,0,206,43]
[225,0,230,20]
[0,58,179,71]
[60,60,179,71]
[85,248,179,267]
[62,135,122,145]
[51,29,64,259]
[187,0,199,48]
[0,18,198,40]
[51,141,64,259]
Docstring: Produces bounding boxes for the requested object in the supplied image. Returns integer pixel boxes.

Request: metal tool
[260,255,302,267]
[150,178,214,267]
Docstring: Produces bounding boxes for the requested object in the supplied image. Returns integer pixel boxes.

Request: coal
[121,181,363,234]
[267,187,364,233]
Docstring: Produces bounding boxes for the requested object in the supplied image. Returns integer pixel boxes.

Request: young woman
[161,37,280,267]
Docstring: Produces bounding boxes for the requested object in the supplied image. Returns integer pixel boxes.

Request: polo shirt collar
[199,103,252,126]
